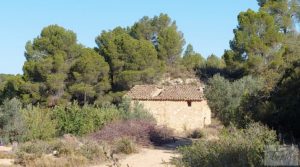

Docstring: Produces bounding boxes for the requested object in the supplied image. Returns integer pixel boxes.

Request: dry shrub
[79,139,108,162]
[149,125,175,145]
[114,138,137,154]
[0,151,15,159]
[17,154,87,167]
[91,120,155,146]
[187,129,205,139]
[91,120,176,147]
[15,137,108,166]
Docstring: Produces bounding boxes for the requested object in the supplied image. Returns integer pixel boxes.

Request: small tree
[0,98,24,143]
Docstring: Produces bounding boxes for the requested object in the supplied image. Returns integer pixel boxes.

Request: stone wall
[133,100,211,134]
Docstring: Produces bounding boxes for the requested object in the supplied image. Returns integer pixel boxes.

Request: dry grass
[14,137,110,167]
[17,154,87,167]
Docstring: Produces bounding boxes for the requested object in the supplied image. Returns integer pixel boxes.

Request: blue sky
[0,0,259,74]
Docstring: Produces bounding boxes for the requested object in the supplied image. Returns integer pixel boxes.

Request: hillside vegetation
[0,0,300,166]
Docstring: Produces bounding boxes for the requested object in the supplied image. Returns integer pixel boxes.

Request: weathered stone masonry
[126,84,212,134]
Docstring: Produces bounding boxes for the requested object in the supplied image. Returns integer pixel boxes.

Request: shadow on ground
[155,137,193,151]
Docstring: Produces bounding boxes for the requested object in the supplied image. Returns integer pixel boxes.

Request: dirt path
[94,138,192,167]
[95,147,178,167]
[0,146,14,166]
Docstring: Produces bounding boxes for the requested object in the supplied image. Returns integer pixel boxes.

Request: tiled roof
[126,84,204,101]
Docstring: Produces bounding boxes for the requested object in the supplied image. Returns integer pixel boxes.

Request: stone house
[126,84,211,133]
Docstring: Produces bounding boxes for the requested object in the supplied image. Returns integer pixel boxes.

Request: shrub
[53,103,121,136]
[91,120,155,146]
[177,123,278,167]
[188,129,205,139]
[15,138,108,167]
[205,74,264,127]
[115,138,137,154]
[79,140,108,161]
[22,106,57,141]
[119,98,155,122]
[0,98,25,143]
[149,125,175,145]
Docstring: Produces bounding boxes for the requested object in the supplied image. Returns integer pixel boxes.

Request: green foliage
[157,26,185,65]
[258,0,300,33]
[0,98,25,143]
[130,13,185,67]
[177,123,278,167]
[22,106,57,141]
[228,9,284,74]
[206,54,225,69]
[182,44,205,72]
[21,25,113,106]
[22,25,81,106]
[96,27,163,90]
[205,74,264,126]
[25,25,78,60]
[0,75,24,104]
[69,48,111,105]
[52,103,121,136]
[119,97,155,122]
[268,60,300,137]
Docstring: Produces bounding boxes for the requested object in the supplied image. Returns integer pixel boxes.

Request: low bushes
[52,103,122,136]
[22,106,57,141]
[176,123,278,167]
[91,120,155,146]
[115,138,137,154]
[187,129,205,139]
[119,98,156,122]
[91,120,175,146]
[15,137,109,167]
[149,125,175,145]
[0,97,156,143]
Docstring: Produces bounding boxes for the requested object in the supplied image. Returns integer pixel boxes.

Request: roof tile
[126,84,204,101]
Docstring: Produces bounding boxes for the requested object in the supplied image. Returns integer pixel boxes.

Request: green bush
[22,106,57,141]
[119,97,155,122]
[205,74,264,127]
[0,98,25,143]
[53,103,121,136]
[115,138,137,154]
[177,123,278,167]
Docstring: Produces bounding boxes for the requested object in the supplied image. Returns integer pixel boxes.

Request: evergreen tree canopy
[96,27,163,90]
[182,44,205,71]
[22,25,111,106]
[130,13,185,66]
[227,9,284,75]
[69,48,111,105]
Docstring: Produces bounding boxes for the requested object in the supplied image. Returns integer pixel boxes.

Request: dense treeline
[195,0,300,133]
[176,0,300,166]
[0,14,225,107]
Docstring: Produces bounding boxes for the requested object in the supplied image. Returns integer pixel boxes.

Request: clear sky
[0,0,259,74]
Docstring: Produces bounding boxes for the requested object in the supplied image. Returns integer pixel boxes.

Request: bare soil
[0,146,14,166]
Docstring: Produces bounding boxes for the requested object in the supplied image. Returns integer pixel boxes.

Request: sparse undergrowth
[91,120,175,146]
[14,136,109,167]
[175,123,278,167]
[187,129,205,139]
